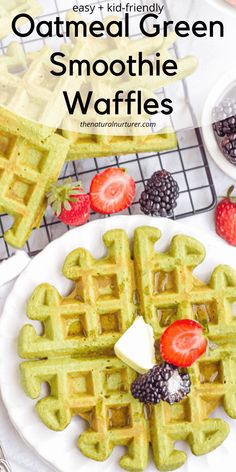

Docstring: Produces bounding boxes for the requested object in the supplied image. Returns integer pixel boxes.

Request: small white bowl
[202,68,236,179]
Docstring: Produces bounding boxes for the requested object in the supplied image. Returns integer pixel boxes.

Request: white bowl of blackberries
[212,98,236,165]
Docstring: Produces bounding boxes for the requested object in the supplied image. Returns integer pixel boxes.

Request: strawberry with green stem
[215,185,236,246]
[48,178,90,226]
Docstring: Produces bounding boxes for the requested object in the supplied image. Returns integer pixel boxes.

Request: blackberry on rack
[212,99,236,138]
[139,170,179,217]
[131,363,191,405]
[221,134,236,164]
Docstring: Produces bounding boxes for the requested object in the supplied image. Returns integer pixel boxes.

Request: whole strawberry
[48,178,90,226]
[215,185,236,246]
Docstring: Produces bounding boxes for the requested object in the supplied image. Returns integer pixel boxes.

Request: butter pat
[114,316,156,374]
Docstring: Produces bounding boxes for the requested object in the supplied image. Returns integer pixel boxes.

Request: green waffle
[0,107,69,248]
[61,24,196,161]
[19,229,136,359]
[0,1,41,40]
[0,26,199,161]
[18,226,236,471]
[0,44,71,131]
[0,43,177,160]
[62,129,177,160]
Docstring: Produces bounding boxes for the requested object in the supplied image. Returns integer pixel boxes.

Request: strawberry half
[48,178,90,226]
[160,319,207,367]
[90,168,136,214]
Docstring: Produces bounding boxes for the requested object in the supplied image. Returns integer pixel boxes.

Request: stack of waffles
[18,226,236,471]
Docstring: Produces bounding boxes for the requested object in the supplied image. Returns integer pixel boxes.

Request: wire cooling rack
[0,0,217,260]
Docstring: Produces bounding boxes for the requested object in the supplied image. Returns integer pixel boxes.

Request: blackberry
[221,133,236,164]
[131,363,191,405]
[139,170,179,217]
[212,99,236,138]
[213,116,236,138]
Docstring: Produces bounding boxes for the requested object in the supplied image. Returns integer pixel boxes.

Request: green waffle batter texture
[0,107,69,248]
[18,226,236,471]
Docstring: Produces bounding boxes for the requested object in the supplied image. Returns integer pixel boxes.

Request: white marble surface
[1,0,236,471]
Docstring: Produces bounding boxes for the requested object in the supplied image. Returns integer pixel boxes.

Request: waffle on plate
[18,226,236,471]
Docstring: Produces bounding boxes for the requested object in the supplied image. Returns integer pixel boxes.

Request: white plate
[206,0,236,16]
[202,68,236,179]
[0,215,236,472]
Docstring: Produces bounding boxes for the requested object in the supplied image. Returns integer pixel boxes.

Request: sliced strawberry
[160,319,207,367]
[90,168,136,214]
